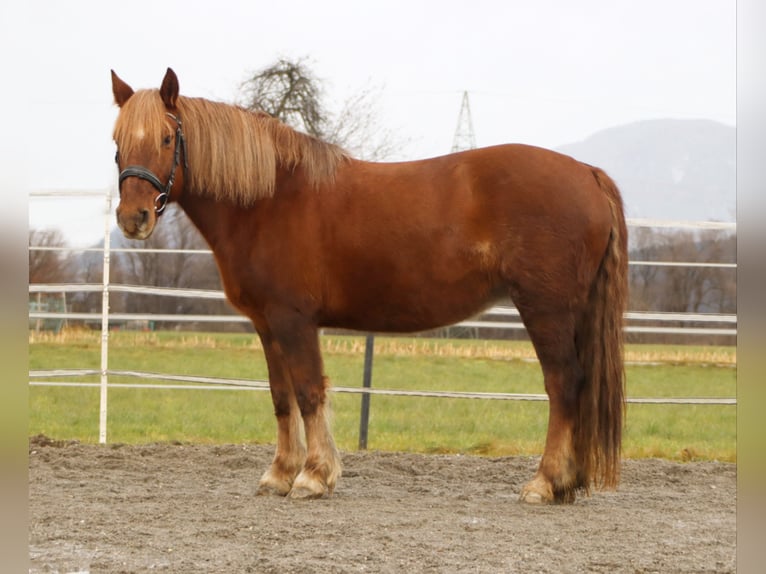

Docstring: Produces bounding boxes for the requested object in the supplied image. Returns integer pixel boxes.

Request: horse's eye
[163,135,173,146]
[114,150,119,165]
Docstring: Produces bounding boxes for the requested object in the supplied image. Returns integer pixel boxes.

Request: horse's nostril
[139,209,150,226]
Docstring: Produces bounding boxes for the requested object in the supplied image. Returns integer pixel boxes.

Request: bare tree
[325,86,400,161]
[70,248,105,316]
[240,58,326,138]
[29,229,72,283]
[29,228,76,331]
[691,231,736,314]
[627,227,736,343]
[628,227,662,311]
[240,57,401,160]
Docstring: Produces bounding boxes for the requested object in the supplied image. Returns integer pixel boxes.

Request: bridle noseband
[118,112,188,214]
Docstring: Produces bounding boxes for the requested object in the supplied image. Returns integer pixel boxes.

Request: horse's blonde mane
[113,89,349,204]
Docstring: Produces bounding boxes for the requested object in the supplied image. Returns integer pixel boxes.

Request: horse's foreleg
[266,319,341,499]
[519,314,583,504]
[289,374,342,499]
[256,337,306,496]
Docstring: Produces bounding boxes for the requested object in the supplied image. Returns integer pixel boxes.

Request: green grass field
[28,329,736,462]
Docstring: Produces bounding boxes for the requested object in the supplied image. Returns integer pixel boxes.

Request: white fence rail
[29,189,738,443]
[28,284,738,336]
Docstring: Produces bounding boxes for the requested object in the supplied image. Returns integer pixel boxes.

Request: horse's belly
[322,264,503,333]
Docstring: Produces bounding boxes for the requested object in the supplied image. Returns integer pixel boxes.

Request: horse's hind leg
[518,311,584,504]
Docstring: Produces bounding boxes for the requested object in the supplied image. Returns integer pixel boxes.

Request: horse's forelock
[113,89,169,160]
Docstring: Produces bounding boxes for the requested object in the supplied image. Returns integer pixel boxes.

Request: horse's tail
[575,167,628,491]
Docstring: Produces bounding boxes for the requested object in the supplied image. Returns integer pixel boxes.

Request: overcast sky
[10,0,735,246]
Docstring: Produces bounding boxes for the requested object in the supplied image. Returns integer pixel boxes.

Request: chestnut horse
[111,68,627,504]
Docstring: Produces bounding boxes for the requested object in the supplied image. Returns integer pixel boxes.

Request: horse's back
[330,144,614,270]
[336,144,610,225]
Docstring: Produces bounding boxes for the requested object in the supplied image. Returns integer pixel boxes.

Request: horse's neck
[177,194,237,254]
[177,164,312,253]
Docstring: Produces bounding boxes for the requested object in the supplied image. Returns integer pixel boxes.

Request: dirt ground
[29,435,735,573]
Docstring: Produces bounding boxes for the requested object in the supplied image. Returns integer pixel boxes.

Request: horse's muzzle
[116,205,156,240]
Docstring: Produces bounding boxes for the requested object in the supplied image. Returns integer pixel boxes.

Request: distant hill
[557,119,735,222]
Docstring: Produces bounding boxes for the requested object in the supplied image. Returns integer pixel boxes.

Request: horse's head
[111,68,187,240]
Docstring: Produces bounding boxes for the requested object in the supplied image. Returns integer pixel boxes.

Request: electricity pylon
[451,91,477,152]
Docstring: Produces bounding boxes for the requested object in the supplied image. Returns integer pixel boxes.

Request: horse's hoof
[519,477,554,504]
[256,472,292,497]
[256,483,290,497]
[287,485,326,500]
[287,471,329,499]
[519,489,549,504]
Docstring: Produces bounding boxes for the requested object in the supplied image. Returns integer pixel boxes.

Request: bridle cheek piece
[117,113,188,215]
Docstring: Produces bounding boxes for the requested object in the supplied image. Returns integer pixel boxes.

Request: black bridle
[117,112,188,214]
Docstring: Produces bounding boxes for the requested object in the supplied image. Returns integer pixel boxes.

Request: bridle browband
[117,112,188,215]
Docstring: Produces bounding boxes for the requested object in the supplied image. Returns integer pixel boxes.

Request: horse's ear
[111,70,134,107]
[160,67,179,109]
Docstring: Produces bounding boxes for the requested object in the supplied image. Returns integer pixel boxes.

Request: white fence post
[99,191,112,444]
